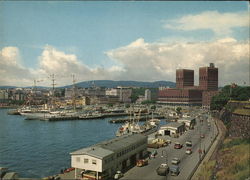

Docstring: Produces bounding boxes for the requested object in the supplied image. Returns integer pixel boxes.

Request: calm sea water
[0,109,122,178]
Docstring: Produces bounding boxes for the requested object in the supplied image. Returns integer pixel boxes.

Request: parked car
[174,142,183,149]
[170,165,180,176]
[171,158,180,165]
[186,148,192,155]
[151,150,158,158]
[200,134,205,138]
[114,171,123,180]
[136,159,148,167]
[156,163,169,176]
[185,141,192,147]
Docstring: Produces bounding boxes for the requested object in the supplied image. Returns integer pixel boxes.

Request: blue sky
[0,1,249,86]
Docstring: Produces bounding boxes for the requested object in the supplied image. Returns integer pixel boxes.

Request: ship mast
[50,74,56,110]
[72,74,76,111]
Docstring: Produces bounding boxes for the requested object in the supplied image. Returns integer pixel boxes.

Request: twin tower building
[158,63,219,109]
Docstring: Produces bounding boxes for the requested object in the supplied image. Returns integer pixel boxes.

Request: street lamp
[161,149,168,180]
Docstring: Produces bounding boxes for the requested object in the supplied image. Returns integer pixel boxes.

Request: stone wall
[218,101,250,139]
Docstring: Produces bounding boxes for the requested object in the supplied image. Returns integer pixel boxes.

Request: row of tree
[210,85,250,110]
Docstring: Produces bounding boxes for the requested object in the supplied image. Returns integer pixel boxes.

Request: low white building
[177,117,196,129]
[70,134,147,179]
[158,122,185,137]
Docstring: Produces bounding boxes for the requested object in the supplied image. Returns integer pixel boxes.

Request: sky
[0,1,249,87]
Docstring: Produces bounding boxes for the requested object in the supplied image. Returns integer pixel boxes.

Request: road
[121,111,218,180]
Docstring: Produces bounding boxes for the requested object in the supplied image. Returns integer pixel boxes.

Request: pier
[108,115,165,123]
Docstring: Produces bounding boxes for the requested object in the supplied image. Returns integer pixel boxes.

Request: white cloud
[0,46,125,86]
[0,38,249,87]
[164,11,249,36]
[0,47,35,86]
[107,38,249,86]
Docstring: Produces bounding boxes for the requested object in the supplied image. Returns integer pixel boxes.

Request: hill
[66,80,175,88]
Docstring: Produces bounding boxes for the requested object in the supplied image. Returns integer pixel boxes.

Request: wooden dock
[108,115,165,123]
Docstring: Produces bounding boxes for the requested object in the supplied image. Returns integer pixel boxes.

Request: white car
[114,171,123,180]
[171,158,180,165]
[186,148,192,155]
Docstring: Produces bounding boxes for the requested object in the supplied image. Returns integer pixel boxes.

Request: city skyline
[0,1,249,87]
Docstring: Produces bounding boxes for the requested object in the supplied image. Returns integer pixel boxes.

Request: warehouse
[158,122,185,137]
[70,134,147,179]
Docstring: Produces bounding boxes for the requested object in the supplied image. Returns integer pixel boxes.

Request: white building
[0,90,8,100]
[144,89,151,101]
[106,87,132,103]
[71,134,147,179]
[158,122,185,137]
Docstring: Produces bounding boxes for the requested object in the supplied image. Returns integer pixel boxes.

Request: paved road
[121,111,218,180]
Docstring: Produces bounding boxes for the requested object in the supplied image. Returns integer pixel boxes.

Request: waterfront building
[158,122,185,137]
[106,87,132,103]
[70,134,147,179]
[136,95,145,104]
[145,89,151,101]
[0,90,9,102]
[158,88,203,106]
[199,63,218,91]
[158,63,219,108]
[89,95,120,105]
[176,69,194,88]
[202,90,219,109]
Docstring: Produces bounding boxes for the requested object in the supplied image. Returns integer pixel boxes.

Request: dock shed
[70,134,147,179]
[158,122,185,137]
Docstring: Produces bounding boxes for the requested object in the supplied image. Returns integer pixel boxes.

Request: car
[114,171,123,180]
[200,134,205,138]
[156,163,169,176]
[174,142,183,149]
[136,159,148,167]
[171,158,180,165]
[186,148,192,155]
[151,150,158,158]
[170,165,180,176]
[186,141,192,147]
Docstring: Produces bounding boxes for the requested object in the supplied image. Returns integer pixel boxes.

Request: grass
[196,160,216,180]
[233,108,250,116]
[229,100,250,104]
[216,138,250,180]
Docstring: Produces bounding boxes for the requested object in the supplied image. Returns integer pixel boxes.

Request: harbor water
[0,108,122,178]
[0,108,167,178]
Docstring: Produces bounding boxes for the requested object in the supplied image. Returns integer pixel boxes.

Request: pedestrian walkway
[191,118,226,180]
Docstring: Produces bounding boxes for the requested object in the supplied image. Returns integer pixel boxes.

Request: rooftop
[161,122,184,128]
[70,134,146,158]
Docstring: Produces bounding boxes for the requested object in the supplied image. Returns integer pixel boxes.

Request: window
[92,159,97,165]
[76,157,80,162]
[84,158,89,164]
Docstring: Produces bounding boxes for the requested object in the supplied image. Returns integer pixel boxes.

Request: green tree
[176,107,182,114]
[210,85,250,110]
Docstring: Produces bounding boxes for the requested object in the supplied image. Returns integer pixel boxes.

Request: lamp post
[161,149,168,180]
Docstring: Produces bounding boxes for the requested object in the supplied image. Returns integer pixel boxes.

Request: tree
[176,107,182,114]
[210,85,250,110]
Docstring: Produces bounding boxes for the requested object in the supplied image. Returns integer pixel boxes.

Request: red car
[174,142,183,149]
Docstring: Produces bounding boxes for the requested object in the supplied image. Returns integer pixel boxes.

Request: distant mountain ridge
[0,80,175,89]
[73,80,175,88]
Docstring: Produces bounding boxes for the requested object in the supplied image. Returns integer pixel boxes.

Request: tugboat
[115,109,160,136]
